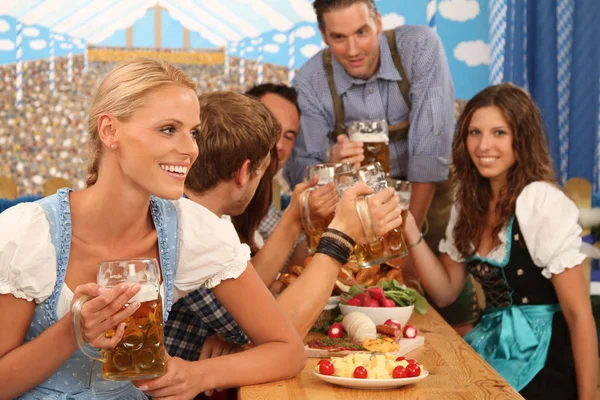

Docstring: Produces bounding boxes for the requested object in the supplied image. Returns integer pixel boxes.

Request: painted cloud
[454,40,490,66]
[382,13,406,29]
[295,25,316,40]
[273,33,287,44]
[23,27,40,37]
[301,43,321,58]
[439,0,480,22]
[0,19,10,34]
[264,43,280,53]
[29,39,47,50]
[0,39,15,51]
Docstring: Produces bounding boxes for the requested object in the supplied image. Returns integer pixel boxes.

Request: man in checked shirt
[284,0,480,333]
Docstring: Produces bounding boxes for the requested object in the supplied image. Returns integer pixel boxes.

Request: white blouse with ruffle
[438,181,586,278]
[0,197,250,319]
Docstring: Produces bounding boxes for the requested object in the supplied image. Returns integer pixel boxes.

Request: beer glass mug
[386,180,412,268]
[72,258,166,381]
[334,162,408,268]
[347,119,391,176]
[394,180,411,226]
[300,163,351,254]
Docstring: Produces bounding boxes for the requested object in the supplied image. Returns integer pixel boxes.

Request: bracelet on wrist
[407,231,424,248]
[316,236,352,265]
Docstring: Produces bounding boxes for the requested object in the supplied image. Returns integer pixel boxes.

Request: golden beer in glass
[334,163,408,268]
[348,120,391,175]
[301,163,350,254]
[73,258,166,381]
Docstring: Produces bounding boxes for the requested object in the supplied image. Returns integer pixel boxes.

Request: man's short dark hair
[245,83,301,115]
[312,0,378,29]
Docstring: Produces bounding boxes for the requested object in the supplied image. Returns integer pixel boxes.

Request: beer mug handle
[299,188,319,235]
[71,295,107,362]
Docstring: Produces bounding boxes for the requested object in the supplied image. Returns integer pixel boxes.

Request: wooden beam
[126,26,133,47]
[155,6,161,48]
[183,28,190,49]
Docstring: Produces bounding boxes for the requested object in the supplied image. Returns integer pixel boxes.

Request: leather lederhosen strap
[322,29,410,143]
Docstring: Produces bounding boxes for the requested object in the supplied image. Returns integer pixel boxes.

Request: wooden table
[239,307,523,399]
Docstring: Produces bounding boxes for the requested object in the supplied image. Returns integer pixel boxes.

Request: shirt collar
[331,32,402,95]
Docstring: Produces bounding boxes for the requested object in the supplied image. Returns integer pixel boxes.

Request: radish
[380,298,396,307]
[366,287,385,301]
[328,322,344,338]
[344,298,361,306]
[384,319,402,330]
[353,292,371,305]
[363,298,380,307]
[403,324,418,338]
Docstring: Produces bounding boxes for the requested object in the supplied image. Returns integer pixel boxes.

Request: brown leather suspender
[322,29,412,142]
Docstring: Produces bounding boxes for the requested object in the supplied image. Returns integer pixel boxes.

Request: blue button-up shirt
[284,25,455,187]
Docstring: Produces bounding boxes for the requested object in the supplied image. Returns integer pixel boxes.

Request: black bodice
[467,217,559,310]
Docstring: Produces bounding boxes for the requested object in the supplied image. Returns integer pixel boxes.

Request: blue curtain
[497,0,600,188]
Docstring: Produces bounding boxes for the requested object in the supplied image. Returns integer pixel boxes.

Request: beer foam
[129,284,158,303]
[349,133,389,143]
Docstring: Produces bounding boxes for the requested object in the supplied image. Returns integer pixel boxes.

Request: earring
[110,144,116,150]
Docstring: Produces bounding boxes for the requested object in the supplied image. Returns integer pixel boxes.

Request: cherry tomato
[353,366,368,379]
[317,359,329,366]
[319,360,334,375]
[407,359,418,364]
[406,363,421,377]
[392,365,407,378]
[395,356,406,362]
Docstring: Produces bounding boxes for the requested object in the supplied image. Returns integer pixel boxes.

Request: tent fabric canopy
[0,0,316,46]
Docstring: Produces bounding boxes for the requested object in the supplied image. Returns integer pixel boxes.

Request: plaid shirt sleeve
[164,288,248,361]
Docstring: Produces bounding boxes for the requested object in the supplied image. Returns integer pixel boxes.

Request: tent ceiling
[0,0,316,45]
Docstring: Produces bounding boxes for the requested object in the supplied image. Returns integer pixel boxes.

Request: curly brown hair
[452,83,557,257]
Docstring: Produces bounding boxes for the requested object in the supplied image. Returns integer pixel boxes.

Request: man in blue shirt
[285,0,479,332]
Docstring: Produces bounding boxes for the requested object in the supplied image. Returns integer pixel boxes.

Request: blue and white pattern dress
[0,188,250,399]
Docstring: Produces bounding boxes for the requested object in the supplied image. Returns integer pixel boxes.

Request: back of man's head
[185,91,280,193]
[245,83,301,115]
[313,0,377,29]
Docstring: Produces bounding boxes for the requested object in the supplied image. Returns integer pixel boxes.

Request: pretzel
[288,265,305,276]
[338,266,359,286]
[343,256,360,274]
[355,264,380,284]
[278,272,298,287]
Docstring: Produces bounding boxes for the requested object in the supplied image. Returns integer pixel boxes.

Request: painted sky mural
[1,0,490,99]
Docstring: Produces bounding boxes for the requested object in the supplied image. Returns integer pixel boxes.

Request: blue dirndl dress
[17,188,179,400]
[464,217,577,399]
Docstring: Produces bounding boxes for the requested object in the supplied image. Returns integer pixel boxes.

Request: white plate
[313,369,428,389]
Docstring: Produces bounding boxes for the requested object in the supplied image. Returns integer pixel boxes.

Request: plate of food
[313,352,428,389]
[305,311,424,358]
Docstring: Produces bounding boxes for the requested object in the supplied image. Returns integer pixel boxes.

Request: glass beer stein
[347,119,391,176]
[300,163,351,254]
[72,258,166,381]
[334,162,408,268]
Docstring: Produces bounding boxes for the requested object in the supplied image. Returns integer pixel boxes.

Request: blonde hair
[86,57,197,187]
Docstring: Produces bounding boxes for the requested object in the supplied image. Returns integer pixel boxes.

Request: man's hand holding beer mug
[331,134,364,168]
[330,120,391,175]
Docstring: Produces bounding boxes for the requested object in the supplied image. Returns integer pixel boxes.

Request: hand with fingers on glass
[330,134,363,168]
[71,282,142,350]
